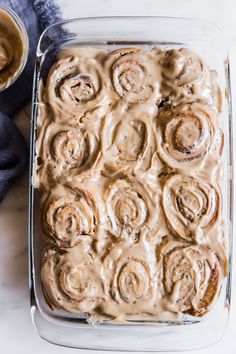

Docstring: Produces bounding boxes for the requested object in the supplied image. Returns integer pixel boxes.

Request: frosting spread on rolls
[159,48,222,111]
[105,47,161,104]
[44,48,109,120]
[104,175,159,242]
[41,238,105,313]
[42,183,99,248]
[162,174,221,243]
[35,46,227,323]
[102,105,158,175]
[156,103,218,171]
[156,238,222,316]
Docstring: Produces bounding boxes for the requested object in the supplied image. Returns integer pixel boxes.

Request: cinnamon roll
[104,176,157,240]
[52,129,87,168]
[51,125,100,177]
[41,241,105,313]
[103,241,156,307]
[107,47,161,104]
[157,239,222,316]
[103,109,157,174]
[43,188,98,247]
[45,49,108,119]
[35,113,103,188]
[162,174,221,242]
[160,48,221,111]
[156,104,217,170]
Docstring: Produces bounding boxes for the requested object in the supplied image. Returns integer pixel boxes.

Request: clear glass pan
[29,16,233,351]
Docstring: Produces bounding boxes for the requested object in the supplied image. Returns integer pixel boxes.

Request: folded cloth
[0,112,28,200]
[0,0,63,201]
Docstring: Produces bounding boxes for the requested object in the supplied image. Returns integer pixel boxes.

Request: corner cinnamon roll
[159,48,221,111]
[43,188,99,247]
[103,109,157,174]
[103,241,156,308]
[156,104,217,171]
[104,176,157,241]
[162,174,221,243]
[106,47,161,104]
[41,240,105,313]
[157,239,222,316]
[45,49,108,119]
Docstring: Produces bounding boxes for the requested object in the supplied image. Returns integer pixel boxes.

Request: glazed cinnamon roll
[104,176,157,240]
[35,115,102,188]
[52,129,87,168]
[41,241,105,313]
[45,49,108,118]
[43,188,98,247]
[159,48,221,111]
[157,239,222,316]
[103,109,157,174]
[107,47,161,104]
[103,241,155,307]
[51,125,100,177]
[162,174,221,243]
[156,104,217,170]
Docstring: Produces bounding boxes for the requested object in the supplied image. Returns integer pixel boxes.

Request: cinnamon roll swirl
[107,48,161,104]
[162,174,221,243]
[160,48,221,110]
[50,125,100,178]
[45,49,108,119]
[41,241,105,313]
[104,176,157,240]
[52,129,88,168]
[103,241,156,308]
[157,239,222,316]
[156,104,217,170]
[43,188,98,247]
[35,114,102,188]
[103,109,157,174]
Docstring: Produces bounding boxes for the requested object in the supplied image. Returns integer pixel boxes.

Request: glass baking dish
[29,16,233,351]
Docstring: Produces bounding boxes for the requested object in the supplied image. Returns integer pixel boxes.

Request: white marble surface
[0,0,235,353]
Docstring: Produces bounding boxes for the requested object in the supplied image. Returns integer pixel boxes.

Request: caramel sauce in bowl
[0,4,28,91]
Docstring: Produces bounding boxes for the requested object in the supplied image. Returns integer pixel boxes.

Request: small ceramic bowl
[0,4,29,91]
